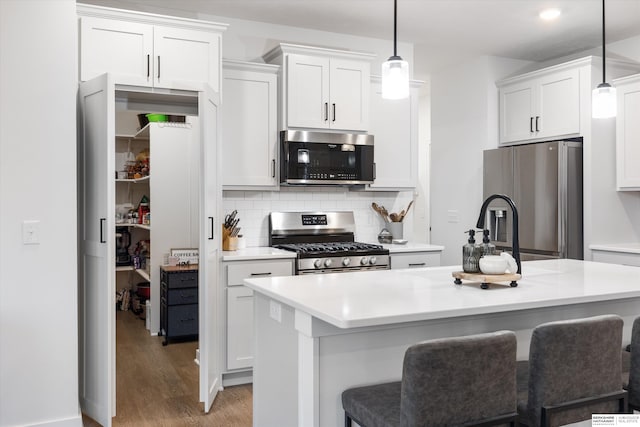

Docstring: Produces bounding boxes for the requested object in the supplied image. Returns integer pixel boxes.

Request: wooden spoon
[389,213,400,222]
[380,205,390,221]
[400,201,414,222]
[371,202,389,222]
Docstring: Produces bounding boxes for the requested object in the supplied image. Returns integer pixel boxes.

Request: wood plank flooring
[83,310,252,426]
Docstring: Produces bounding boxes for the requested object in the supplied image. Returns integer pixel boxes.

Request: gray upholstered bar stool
[341,330,518,427]
[621,316,640,411]
[516,314,627,427]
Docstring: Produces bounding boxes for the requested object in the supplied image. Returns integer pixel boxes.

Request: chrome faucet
[476,194,522,275]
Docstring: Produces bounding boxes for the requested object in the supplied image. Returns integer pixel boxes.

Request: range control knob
[324,259,333,268]
[314,259,323,268]
[342,258,351,267]
[369,256,377,265]
[360,257,369,266]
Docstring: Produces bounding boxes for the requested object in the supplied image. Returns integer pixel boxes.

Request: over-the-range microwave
[280,130,375,185]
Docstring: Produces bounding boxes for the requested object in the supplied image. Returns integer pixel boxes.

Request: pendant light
[592,0,616,118]
[381,0,409,99]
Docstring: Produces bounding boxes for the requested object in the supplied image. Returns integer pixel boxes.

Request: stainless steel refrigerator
[482,140,583,260]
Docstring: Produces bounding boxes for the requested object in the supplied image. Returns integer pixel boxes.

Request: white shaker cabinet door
[616,75,640,190]
[368,80,417,189]
[222,63,278,189]
[287,54,330,129]
[329,59,370,131]
[499,81,535,144]
[536,68,580,140]
[154,26,221,92]
[80,17,153,86]
[227,286,255,370]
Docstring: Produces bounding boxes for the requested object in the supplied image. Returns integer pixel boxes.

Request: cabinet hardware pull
[408,263,426,267]
[208,217,214,240]
[272,159,276,178]
[535,116,540,132]
[332,103,336,122]
[146,54,150,78]
[530,117,534,133]
[250,272,272,276]
[238,295,253,300]
[324,103,328,121]
[157,56,160,79]
[100,218,106,243]
[373,162,376,180]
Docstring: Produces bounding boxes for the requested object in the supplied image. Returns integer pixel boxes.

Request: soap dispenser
[479,229,496,257]
[462,229,481,273]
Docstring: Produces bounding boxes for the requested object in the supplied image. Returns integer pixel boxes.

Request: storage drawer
[167,287,198,305]
[226,260,293,286]
[162,270,198,288]
[391,252,441,270]
[167,304,199,336]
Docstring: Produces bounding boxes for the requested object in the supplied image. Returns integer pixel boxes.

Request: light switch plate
[22,220,40,245]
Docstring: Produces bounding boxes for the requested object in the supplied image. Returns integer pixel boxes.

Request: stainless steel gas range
[269,211,390,274]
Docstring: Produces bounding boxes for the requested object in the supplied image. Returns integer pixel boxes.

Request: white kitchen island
[244,259,640,427]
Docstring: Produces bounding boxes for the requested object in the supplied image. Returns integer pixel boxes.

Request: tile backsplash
[223,187,415,247]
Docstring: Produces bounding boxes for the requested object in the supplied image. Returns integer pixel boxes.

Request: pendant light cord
[602,0,606,83]
[393,0,398,57]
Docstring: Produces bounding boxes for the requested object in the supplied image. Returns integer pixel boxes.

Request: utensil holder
[387,222,404,239]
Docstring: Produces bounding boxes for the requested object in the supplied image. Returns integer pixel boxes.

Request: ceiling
[79,0,640,72]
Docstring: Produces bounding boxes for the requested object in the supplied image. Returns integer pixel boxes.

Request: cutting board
[451,271,521,289]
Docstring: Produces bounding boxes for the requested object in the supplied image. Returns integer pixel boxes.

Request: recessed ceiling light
[539,8,562,21]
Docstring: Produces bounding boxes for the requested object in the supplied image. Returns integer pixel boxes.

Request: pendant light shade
[382,0,409,99]
[592,0,616,118]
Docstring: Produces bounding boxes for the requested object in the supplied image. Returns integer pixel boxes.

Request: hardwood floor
[83,310,252,426]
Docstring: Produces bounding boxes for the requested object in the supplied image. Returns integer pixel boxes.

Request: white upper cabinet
[614,74,640,191]
[498,64,580,144]
[152,26,221,91]
[80,17,153,87]
[287,55,330,129]
[368,77,421,190]
[78,4,227,92]
[264,43,375,132]
[222,60,279,190]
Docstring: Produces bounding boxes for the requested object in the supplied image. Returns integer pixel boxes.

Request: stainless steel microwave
[280,130,375,185]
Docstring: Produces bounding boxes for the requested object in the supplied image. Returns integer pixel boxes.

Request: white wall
[198,13,414,73]
[429,56,532,266]
[0,1,81,426]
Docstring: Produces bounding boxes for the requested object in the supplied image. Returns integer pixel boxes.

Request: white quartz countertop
[589,243,640,254]
[244,259,640,329]
[221,247,297,261]
[378,242,444,253]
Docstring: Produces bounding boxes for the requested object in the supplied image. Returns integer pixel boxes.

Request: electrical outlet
[269,300,282,323]
[22,220,40,245]
[447,210,459,223]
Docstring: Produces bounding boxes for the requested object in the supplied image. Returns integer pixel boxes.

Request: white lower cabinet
[227,286,255,370]
[223,259,294,376]
[391,251,441,270]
